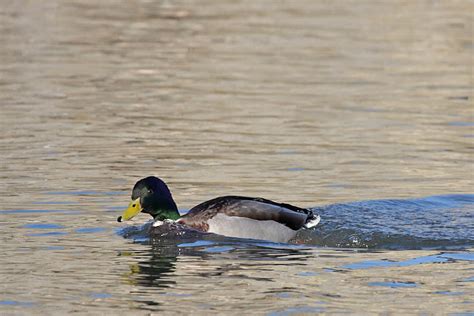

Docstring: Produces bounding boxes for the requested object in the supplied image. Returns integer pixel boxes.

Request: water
[306,194,474,249]
[1,0,473,314]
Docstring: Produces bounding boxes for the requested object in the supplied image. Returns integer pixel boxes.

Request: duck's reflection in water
[121,221,315,289]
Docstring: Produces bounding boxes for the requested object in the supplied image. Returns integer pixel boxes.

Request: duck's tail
[304,212,321,229]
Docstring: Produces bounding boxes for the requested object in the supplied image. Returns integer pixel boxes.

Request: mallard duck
[117,176,320,243]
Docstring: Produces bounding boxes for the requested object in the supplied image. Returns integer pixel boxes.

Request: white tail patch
[304,214,321,229]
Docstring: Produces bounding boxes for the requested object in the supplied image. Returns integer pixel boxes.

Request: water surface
[1,0,473,314]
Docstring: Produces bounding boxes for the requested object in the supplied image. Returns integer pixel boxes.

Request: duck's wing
[179,196,318,231]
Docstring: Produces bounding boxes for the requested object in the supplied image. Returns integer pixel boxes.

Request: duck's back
[178,196,318,242]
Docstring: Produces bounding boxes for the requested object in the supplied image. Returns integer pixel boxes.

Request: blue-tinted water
[0,300,35,307]
[23,223,65,229]
[368,281,417,288]
[304,194,474,249]
[343,253,474,270]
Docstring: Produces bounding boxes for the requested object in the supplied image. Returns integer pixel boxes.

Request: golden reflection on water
[1,0,473,314]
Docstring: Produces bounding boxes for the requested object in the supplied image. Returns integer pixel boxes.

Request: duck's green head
[117,176,180,222]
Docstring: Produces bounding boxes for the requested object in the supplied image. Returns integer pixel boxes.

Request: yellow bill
[117,198,141,222]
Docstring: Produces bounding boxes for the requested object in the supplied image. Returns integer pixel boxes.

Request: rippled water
[1,0,473,315]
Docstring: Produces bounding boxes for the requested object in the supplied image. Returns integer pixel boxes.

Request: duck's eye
[132,204,136,207]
